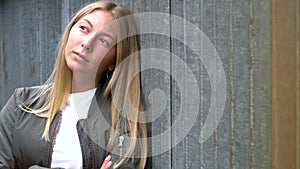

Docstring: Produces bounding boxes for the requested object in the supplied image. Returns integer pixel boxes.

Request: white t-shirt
[51,88,96,169]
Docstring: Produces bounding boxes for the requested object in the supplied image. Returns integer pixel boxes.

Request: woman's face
[65,10,117,80]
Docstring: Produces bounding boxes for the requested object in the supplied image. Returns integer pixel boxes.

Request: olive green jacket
[0,86,144,169]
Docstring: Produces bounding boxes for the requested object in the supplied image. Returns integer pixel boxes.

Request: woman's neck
[71,73,100,93]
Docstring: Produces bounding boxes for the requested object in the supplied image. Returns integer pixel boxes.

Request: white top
[51,88,96,169]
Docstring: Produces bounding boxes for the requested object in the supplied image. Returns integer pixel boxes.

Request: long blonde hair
[23,1,147,168]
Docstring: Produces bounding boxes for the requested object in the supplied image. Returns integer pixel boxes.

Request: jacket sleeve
[0,89,21,169]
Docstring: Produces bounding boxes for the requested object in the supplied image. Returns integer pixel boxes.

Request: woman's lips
[73,52,89,62]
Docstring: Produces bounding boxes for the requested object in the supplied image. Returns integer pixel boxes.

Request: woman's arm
[0,89,20,169]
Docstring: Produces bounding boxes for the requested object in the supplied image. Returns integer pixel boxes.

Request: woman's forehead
[77,10,117,38]
[80,10,116,30]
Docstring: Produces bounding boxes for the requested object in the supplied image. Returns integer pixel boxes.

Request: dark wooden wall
[0,0,285,168]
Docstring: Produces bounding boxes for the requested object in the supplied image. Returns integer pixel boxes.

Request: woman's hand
[100,155,112,169]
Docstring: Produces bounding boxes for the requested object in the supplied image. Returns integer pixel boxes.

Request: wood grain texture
[272,0,300,168]
[251,0,272,168]
[0,0,61,107]
[0,0,284,168]
[298,0,300,167]
[170,0,202,168]
[135,0,172,168]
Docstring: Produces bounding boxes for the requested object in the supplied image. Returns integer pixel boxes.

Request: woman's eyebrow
[82,19,93,28]
[80,18,116,41]
[100,33,116,42]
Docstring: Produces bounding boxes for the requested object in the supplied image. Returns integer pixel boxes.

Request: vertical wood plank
[170,0,202,168]
[0,0,61,108]
[214,0,232,168]
[135,1,172,168]
[297,1,300,168]
[250,0,272,168]
[272,0,299,168]
[200,1,218,168]
[230,0,251,168]
[1,0,22,107]
[0,0,4,107]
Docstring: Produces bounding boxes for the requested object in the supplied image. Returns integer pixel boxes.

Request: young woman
[0,1,148,169]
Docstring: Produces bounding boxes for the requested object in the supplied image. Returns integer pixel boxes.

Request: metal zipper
[118,135,125,156]
[84,121,95,169]
[87,136,95,169]
[47,111,62,167]
[46,112,96,169]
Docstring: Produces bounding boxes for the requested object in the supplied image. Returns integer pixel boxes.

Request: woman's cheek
[64,48,77,71]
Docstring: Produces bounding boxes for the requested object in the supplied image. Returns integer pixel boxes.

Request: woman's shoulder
[14,84,48,93]
[1,85,48,121]
[8,85,51,111]
[13,85,50,100]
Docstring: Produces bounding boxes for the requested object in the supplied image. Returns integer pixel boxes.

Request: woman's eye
[99,39,110,47]
[79,25,88,31]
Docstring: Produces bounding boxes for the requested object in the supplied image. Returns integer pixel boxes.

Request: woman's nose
[81,36,94,52]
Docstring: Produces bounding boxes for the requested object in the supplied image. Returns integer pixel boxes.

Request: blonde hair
[22,1,147,168]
